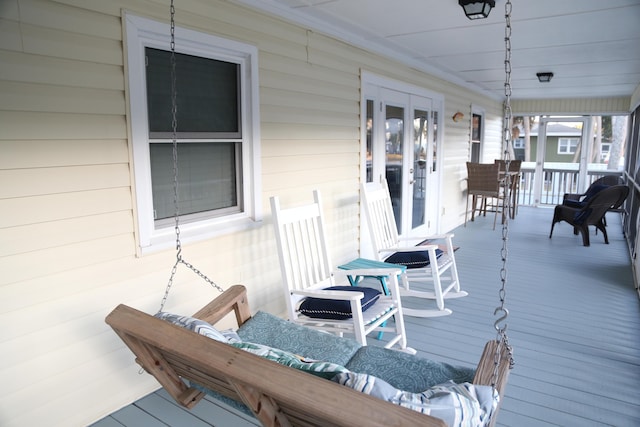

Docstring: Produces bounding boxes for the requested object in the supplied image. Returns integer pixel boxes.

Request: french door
[362,80,442,253]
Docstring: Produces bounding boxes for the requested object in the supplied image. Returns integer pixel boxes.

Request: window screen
[145,47,241,138]
[150,142,240,221]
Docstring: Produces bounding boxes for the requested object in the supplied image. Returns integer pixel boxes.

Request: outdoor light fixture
[536,72,554,83]
[459,0,495,20]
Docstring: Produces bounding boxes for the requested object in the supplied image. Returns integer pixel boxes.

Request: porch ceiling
[231,0,640,101]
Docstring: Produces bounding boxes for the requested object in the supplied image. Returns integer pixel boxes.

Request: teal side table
[337,258,407,341]
[337,257,407,295]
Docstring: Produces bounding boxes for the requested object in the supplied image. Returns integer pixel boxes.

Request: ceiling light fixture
[459,0,495,20]
[536,72,554,83]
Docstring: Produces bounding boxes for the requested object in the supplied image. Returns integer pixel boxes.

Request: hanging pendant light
[536,72,554,83]
[459,0,495,20]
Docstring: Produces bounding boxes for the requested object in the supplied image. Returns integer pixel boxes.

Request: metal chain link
[491,0,516,388]
[157,0,224,314]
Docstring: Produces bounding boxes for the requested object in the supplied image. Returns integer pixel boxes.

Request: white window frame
[513,137,525,149]
[470,105,485,162]
[124,13,261,254]
[558,137,578,154]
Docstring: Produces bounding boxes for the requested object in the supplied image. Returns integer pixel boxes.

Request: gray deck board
[92,206,640,427]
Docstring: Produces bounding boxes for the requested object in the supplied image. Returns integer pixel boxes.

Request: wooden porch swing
[106,2,516,426]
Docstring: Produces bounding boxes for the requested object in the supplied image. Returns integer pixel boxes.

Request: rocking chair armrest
[291,288,365,300]
[397,234,454,248]
[380,245,440,254]
[418,233,455,241]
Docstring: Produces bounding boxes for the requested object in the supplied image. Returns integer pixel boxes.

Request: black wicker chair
[562,175,623,208]
[550,185,629,246]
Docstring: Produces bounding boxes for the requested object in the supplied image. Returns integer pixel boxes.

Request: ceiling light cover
[536,72,554,83]
[459,0,496,20]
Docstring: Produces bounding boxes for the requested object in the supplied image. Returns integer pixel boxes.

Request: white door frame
[360,71,444,255]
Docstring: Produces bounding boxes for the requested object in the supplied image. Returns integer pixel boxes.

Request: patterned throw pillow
[345,345,475,393]
[237,311,361,366]
[154,312,240,343]
[231,341,349,379]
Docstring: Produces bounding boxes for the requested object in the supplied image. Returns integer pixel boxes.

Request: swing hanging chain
[157,1,224,314]
[491,0,516,386]
[170,0,181,261]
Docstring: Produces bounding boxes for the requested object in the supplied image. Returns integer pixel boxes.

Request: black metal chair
[550,185,630,246]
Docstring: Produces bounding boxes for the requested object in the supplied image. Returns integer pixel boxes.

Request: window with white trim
[470,107,485,163]
[557,137,578,154]
[125,14,261,253]
[513,138,525,149]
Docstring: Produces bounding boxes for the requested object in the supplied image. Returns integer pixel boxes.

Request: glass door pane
[412,109,428,229]
[385,104,404,231]
[365,99,374,182]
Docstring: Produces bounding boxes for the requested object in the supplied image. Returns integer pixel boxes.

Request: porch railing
[518,162,623,206]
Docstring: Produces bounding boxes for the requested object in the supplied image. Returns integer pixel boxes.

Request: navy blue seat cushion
[237,310,362,366]
[345,345,475,393]
[297,286,381,320]
[384,248,443,269]
[574,208,593,224]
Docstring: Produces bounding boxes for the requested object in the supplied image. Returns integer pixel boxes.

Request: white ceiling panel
[232,0,640,100]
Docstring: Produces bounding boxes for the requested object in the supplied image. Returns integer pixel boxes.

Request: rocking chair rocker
[361,179,468,317]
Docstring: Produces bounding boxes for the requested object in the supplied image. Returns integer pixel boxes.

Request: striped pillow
[332,372,498,427]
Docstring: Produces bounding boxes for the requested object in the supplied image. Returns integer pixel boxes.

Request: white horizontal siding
[0,1,507,426]
[1,139,129,169]
[512,96,632,115]
[0,49,125,89]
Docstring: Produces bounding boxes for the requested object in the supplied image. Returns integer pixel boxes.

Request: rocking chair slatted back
[361,179,467,317]
[362,179,401,253]
[271,194,334,294]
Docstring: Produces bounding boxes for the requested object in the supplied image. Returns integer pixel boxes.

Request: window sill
[139,214,262,256]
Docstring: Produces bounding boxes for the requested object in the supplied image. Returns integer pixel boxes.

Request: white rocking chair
[270,190,411,350]
[361,179,468,317]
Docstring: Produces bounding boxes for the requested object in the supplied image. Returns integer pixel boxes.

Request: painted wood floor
[92,206,640,427]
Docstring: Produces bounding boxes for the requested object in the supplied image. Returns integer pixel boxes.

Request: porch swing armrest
[473,340,512,398]
[191,284,252,327]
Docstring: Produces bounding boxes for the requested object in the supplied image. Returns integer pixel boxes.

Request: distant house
[514,121,623,168]
[514,123,585,163]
